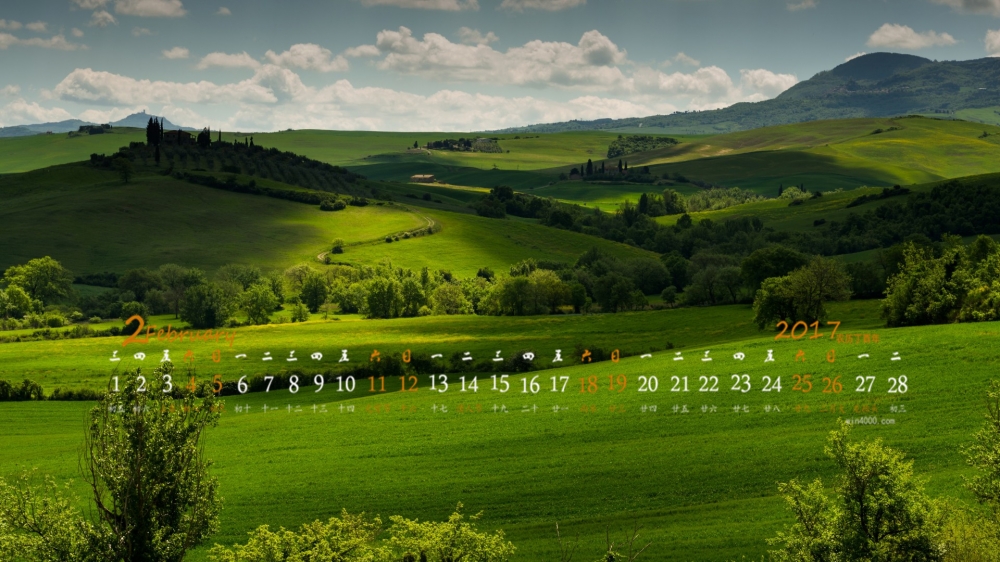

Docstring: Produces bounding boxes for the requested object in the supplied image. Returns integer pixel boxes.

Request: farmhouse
[410,174,436,183]
[163,130,192,145]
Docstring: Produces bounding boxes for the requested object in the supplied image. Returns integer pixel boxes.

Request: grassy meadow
[2,312,998,560]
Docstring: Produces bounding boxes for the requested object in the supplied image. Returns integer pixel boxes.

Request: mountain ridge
[0,111,196,138]
[493,53,1000,134]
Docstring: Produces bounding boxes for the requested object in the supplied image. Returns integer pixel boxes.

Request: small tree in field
[768,422,944,561]
[113,157,133,184]
[0,364,222,562]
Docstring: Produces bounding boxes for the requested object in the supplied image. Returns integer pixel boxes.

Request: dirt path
[316,205,437,263]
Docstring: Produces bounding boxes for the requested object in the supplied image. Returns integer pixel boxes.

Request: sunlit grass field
[2,309,997,560]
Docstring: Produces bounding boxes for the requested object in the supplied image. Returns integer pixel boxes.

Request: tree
[3,256,72,304]
[0,285,34,321]
[618,159,623,173]
[154,144,160,166]
[769,422,944,561]
[528,269,567,314]
[300,274,328,313]
[197,128,211,148]
[114,157,133,183]
[432,283,472,315]
[963,379,1000,516]
[586,159,593,176]
[400,277,427,317]
[364,276,404,319]
[752,257,851,328]
[180,283,234,328]
[0,368,222,562]
[120,301,149,333]
[595,273,638,313]
[741,246,809,293]
[118,268,162,302]
[241,282,279,325]
[158,264,203,319]
[216,264,262,291]
[331,239,345,254]
[661,189,685,215]
[413,141,419,149]
[84,370,222,561]
[752,276,796,329]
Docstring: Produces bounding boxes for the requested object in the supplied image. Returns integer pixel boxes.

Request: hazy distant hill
[497,53,1000,134]
[0,111,195,138]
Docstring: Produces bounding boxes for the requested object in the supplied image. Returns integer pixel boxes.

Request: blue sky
[0,0,998,131]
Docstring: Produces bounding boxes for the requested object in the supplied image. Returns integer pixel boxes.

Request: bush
[333,200,346,210]
[88,316,102,323]
[319,199,337,211]
[660,286,677,304]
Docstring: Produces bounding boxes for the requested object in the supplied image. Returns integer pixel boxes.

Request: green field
[2,304,997,560]
[0,163,652,276]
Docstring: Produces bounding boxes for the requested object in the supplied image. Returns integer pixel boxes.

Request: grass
[2,306,998,560]
[0,300,888,390]
[0,162,646,277]
[0,164,425,274]
[0,128,144,174]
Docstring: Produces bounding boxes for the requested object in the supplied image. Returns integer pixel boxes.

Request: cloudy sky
[1,0,998,131]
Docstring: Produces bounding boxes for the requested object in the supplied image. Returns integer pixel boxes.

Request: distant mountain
[0,111,195,139]
[110,111,195,131]
[496,53,1000,134]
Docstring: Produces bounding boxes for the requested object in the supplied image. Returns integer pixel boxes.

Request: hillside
[498,53,1000,134]
[0,161,652,277]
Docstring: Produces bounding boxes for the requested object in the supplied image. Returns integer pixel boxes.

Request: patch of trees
[686,187,766,212]
[845,184,910,208]
[751,256,852,328]
[177,171,356,210]
[882,235,1000,326]
[425,137,503,153]
[76,124,111,135]
[820,178,1000,254]
[606,135,679,159]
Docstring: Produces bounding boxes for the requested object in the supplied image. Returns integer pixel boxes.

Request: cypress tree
[618,159,623,173]
[586,159,593,176]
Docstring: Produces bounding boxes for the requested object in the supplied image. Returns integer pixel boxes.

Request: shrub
[88,316,102,324]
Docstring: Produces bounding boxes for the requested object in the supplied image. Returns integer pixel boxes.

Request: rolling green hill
[0,162,651,277]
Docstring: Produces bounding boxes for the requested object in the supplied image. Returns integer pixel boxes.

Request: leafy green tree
[181,283,235,329]
[432,283,472,315]
[0,285,34,321]
[400,277,427,317]
[158,265,204,319]
[208,511,387,562]
[528,269,567,314]
[882,243,964,327]
[0,367,221,562]
[120,301,149,333]
[264,271,285,305]
[300,274,328,313]
[241,282,279,325]
[118,268,163,302]
[786,257,851,322]
[389,504,516,562]
[364,276,404,319]
[84,368,222,561]
[113,157,133,184]
[509,259,537,278]
[741,246,810,293]
[660,189,686,215]
[769,422,944,561]
[595,273,639,313]
[3,256,73,304]
[216,264,262,291]
[752,276,796,329]
[963,380,1000,516]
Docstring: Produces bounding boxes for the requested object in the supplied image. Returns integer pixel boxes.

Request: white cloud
[25,21,47,32]
[72,28,85,37]
[264,44,349,72]
[0,33,86,50]
[358,0,479,10]
[457,27,498,45]
[196,51,261,70]
[52,67,281,105]
[987,29,1000,55]
[787,0,816,11]
[344,44,381,57]
[499,0,585,11]
[90,10,118,26]
[132,26,152,36]
[0,99,73,127]
[0,20,23,30]
[216,6,231,15]
[369,27,629,90]
[114,0,186,17]
[931,0,1000,16]
[78,105,147,123]
[162,46,189,59]
[845,51,867,61]
[867,23,956,49]
[1,85,20,96]
[673,52,700,66]
[739,68,798,97]
[71,0,109,8]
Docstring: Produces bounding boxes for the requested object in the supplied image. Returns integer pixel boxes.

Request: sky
[1,0,999,132]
